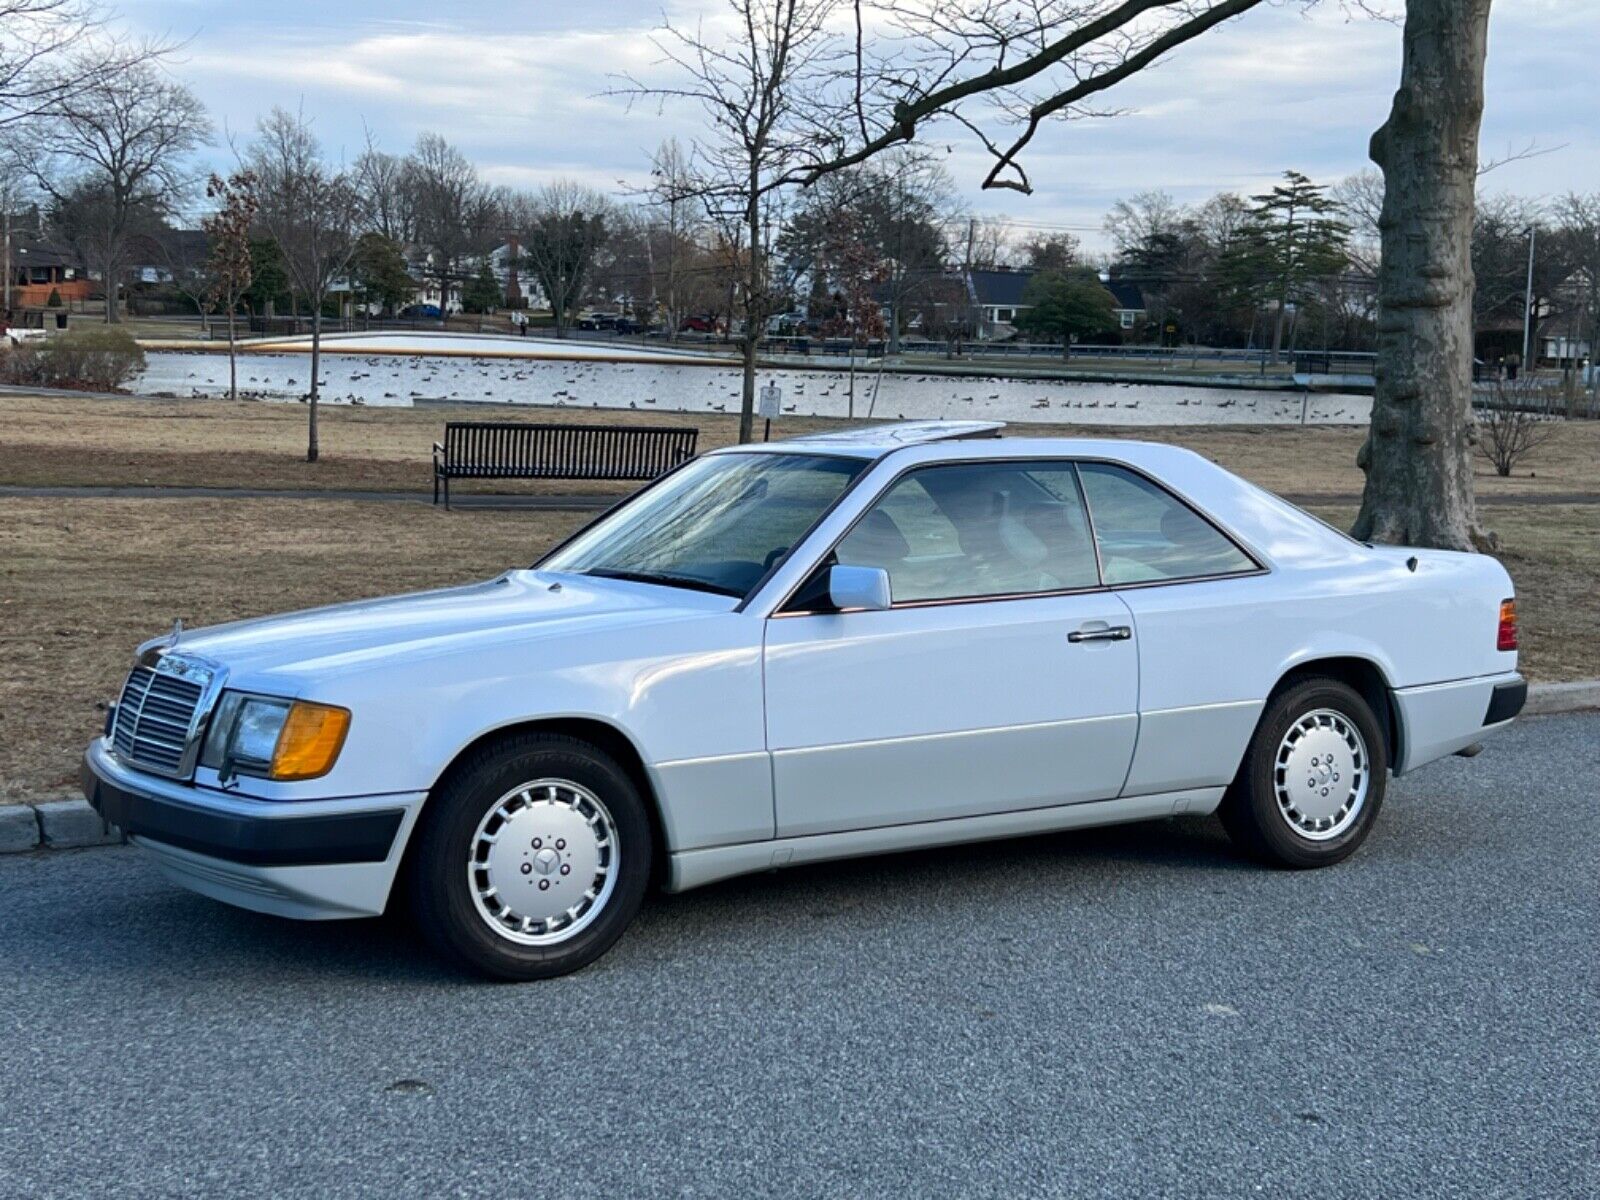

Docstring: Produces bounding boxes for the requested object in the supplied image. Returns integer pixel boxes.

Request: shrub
[1476,378,1559,477]
[46,288,63,308]
[0,326,146,391]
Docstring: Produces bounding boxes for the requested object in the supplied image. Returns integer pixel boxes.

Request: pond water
[136,348,1371,427]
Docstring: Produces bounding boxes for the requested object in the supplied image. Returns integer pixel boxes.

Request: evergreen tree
[350,232,415,316]
[1013,268,1116,360]
[243,238,289,316]
[462,261,502,314]
[1236,171,1350,363]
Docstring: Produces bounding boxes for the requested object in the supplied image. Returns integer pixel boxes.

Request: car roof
[717,420,1177,469]
[711,420,1003,458]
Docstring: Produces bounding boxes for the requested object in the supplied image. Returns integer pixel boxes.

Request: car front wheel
[1220,677,1389,868]
[407,733,652,980]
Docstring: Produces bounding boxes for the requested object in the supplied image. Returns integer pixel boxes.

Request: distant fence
[1473,375,1600,420]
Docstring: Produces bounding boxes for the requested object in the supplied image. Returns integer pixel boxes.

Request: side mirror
[827,564,892,612]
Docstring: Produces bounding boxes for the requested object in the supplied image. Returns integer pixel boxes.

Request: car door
[763,458,1140,838]
[1073,460,1268,797]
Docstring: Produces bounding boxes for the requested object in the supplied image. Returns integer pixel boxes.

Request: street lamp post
[1521,224,1537,370]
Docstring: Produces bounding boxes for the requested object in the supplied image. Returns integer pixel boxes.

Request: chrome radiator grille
[111,656,217,777]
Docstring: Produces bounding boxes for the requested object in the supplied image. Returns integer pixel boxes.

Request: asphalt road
[2,715,1596,1199]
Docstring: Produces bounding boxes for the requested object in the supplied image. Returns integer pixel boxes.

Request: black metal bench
[432,421,699,507]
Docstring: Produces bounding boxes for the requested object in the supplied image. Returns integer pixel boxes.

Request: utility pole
[964,217,977,346]
[3,205,11,314]
[1521,224,1537,369]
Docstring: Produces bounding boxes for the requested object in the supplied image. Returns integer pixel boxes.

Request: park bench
[432,421,699,508]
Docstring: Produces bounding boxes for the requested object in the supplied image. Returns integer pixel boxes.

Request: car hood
[150,570,736,691]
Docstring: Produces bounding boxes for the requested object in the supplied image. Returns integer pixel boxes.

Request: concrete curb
[0,798,125,854]
[3,680,1596,856]
[1523,680,1600,716]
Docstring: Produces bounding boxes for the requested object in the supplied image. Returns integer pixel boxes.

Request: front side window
[1076,461,1256,584]
[542,452,865,598]
[834,461,1100,604]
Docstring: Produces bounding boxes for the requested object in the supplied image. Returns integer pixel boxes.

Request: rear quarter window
[1077,461,1257,584]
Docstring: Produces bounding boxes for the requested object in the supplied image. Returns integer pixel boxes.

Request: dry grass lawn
[1,498,587,801]
[2,392,1596,802]
[4,391,1598,502]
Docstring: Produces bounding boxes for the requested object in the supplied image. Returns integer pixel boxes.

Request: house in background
[7,236,93,307]
[969,266,1147,340]
[1104,277,1147,332]
[968,267,1030,336]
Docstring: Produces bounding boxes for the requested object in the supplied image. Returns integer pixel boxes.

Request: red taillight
[1497,599,1518,652]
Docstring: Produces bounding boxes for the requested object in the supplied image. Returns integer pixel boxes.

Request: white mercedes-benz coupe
[83,421,1526,979]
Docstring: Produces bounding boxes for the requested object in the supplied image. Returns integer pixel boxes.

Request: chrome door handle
[1068,625,1132,644]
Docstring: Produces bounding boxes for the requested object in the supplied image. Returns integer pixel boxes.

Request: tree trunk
[738,179,761,445]
[308,305,321,463]
[227,307,237,402]
[1269,292,1287,365]
[1351,0,1494,551]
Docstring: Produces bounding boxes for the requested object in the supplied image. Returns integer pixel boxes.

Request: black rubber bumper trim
[82,760,404,868]
[1484,678,1527,726]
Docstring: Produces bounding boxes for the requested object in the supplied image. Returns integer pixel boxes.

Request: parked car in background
[678,315,718,334]
[81,422,1525,980]
[400,303,443,319]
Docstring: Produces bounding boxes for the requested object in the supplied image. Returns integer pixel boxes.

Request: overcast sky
[122,0,1597,252]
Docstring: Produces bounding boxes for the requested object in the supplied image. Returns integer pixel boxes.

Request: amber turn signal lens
[1497,598,1518,652]
[269,702,351,781]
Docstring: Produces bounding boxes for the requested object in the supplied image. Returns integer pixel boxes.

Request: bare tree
[509,181,613,339]
[1103,190,1186,257]
[647,138,702,338]
[353,128,417,245]
[785,148,956,351]
[615,0,843,443]
[963,215,1015,271]
[203,170,256,401]
[20,56,209,322]
[406,132,489,316]
[248,108,363,463]
[1476,378,1557,477]
[1333,169,1384,276]
[0,0,124,129]
[1550,193,1599,401]
[1,145,37,312]
[797,1,1268,193]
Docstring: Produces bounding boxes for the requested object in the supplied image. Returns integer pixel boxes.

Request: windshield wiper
[581,568,742,598]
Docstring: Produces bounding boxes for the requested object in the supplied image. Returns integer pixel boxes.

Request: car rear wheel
[1219,677,1388,868]
[407,734,652,980]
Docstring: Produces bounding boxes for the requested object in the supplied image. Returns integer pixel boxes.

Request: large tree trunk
[227,307,238,402]
[1352,0,1494,551]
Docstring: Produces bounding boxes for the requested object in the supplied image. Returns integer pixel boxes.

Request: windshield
[541,452,867,599]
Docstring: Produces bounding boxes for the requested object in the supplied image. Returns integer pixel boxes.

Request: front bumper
[82,738,426,920]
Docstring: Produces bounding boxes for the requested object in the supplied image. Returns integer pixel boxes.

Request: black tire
[407,733,652,980]
[1219,677,1389,869]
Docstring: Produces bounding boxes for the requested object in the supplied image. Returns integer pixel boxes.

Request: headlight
[201,692,351,782]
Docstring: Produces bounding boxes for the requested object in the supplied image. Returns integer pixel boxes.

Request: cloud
[124,0,1598,248]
